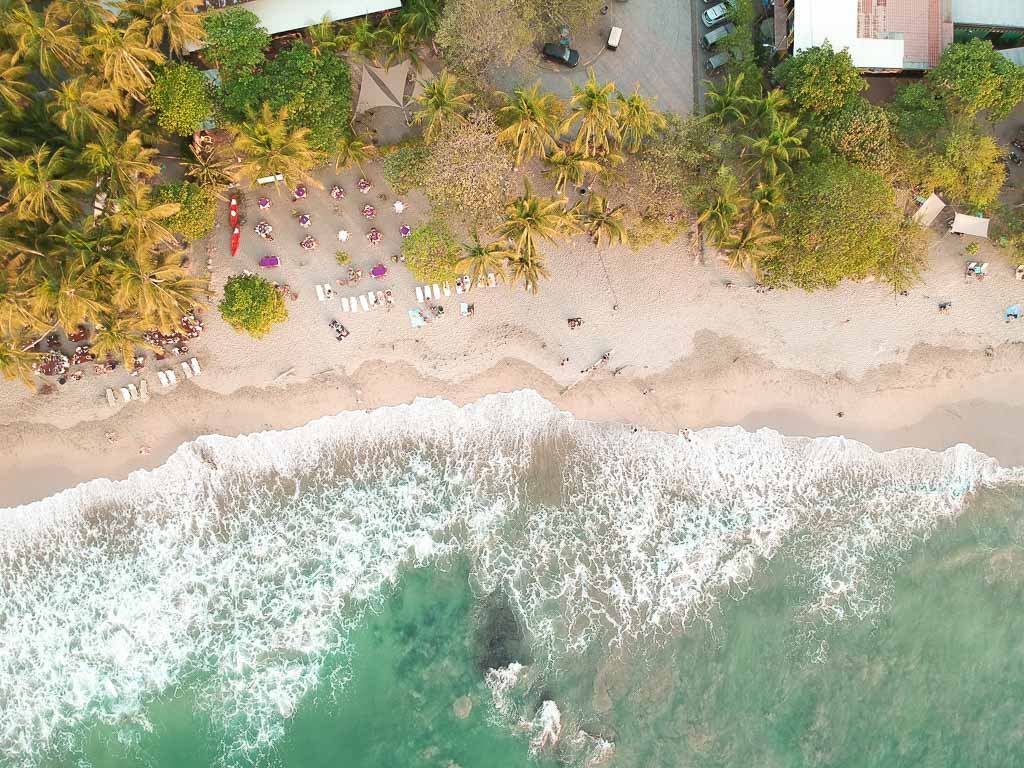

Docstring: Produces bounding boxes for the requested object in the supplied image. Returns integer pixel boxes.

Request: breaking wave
[0,390,1017,765]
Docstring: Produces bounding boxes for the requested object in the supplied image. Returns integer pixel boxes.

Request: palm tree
[457,233,506,286]
[0,340,40,387]
[80,129,160,196]
[398,0,440,45]
[704,73,752,126]
[695,173,748,246]
[744,88,790,132]
[124,0,204,57]
[333,130,377,172]
[308,16,343,56]
[543,148,601,195]
[50,0,117,32]
[338,17,386,63]
[232,103,320,190]
[10,6,82,81]
[497,83,564,167]
[720,217,780,276]
[90,313,158,368]
[2,146,92,224]
[742,113,809,180]
[381,20,422,70]
[31,260,109,331]
[493,182,573,292]
[615,86,666,153]
[750,176,786,228]
[0,52,33,112]
[0,257,44,337]
[48,77,122,144]
[543,148,602,195]
[505,250,552,294]
[563,70,619,157]
[107,248,206,331]
[412,70,473,142]
[107,183,180,248]
[182,140,234,192]
[84,20,165,100]
[579,195,627,248]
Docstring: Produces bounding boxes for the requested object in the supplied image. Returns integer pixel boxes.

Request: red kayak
[229,196,240,257]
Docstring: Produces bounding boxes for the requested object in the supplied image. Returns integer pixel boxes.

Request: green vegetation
[157,182,217,241]
[401,219,462,283]
[927,38,1024,120]
[381,142,430,194]
[774,43,866,117]
[201,7,268,76]
[149,62,213,136]
[218,273,287,338]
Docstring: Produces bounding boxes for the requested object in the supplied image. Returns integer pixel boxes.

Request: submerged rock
[453,695,473,719]
[474,590,531,673]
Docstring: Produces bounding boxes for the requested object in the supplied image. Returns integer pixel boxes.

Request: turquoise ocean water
[2,391,1022,767]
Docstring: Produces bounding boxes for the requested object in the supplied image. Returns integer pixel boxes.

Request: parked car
[542,42,580,67]
[701,22,735,50]
[702,0,734,27]
[706,50,732,72]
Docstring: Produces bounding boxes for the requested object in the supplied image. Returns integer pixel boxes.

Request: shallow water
[2,392,1022,767]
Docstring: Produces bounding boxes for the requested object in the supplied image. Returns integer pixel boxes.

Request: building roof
[952,0,1024,29]
[226,0,401,36]
[1000,47,1024,66]
[795,0,952,70]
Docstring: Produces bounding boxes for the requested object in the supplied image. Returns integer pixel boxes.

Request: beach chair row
[105,358,201,408]
[341,291,392,313]
[416,275,496,304]
[315,283,335,301]
[106,381,148,406]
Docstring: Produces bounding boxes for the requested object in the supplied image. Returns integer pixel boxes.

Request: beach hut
[950,213,990,238]
[912,193,946,227]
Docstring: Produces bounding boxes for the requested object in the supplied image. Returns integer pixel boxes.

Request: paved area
[490,0,697,115]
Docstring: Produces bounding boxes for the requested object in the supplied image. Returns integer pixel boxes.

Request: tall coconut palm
[744,88,790,132]
[542,148,601,195]
[563,70,619,157]
[50,0,116,32]
[0,340,40,387]
[182,140,234,192]
[457,233,506,286]
[398,0,440,44]
[333,130,377,172]
[0,52,34,112]
[695,174,748,246]
[124,0,204,57]
[0,258,44,336]
[382,20,422,70]
[90,313,158,368]
[106,183,180,248]
[497,83,564,167]
[48,77,122,144]
[615,86,666,154]
[107,248,206,331]
[31,260,109,331]
[2,146,92,224]
[493,182,573,292]
[308,16,343,56]
[742,113,809,180]
[80,129,160,196]
[579,195,627,248]
[704,73,752,126]
[338,17,386,63]
[750,176,786,228]
[10,6,82,81]
[412,70,473,142]
[505,250,551,294]
[84,20,165,100]
[232,103,319,190]
[720,217,780,276]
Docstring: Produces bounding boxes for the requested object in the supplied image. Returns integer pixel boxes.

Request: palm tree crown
[580,195,627,248]
[412,69,473,142]
[497,83,564,167]
[704,73,753,126]
[232,103,319,190]
[457,233,507,287]
[563,69,620,157]
[2,145,92,224]
[615,86,666,153]
[84,20,165,100]
[543,148,602,195]
[126,0,205,57]
[493,182,574,293]
[742,113,809,180]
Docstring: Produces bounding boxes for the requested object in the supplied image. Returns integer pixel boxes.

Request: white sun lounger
[316,284,326,301]
[443,282,452,297]
[367,291,377,307]
[167,369,177,385]
[181,361,193,379]
[158,370,169,387]
[139,380,149,400]
[190,358,201,376]
[128,384,140,401]
[106,388,117,407]
[431,283,441,300]
[416,286,424,303]
[324,284,335,299]
[341,297,350,312]
[488,273,497,288]
[455,282,463,295]
[360,294,370,311]
[120,387,131,402]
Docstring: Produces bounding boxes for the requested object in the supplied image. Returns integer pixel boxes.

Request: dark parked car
[542,42,580,68]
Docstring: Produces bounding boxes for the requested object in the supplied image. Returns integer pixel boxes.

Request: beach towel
[316,285,326,301]
[408,309,425,328]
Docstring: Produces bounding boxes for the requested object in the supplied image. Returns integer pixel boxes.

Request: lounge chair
[157,371,169,387]
[139,380,149,400]
[488,273,497,288]
[460,302,470,317]
[455,282,463,295]
[360,294,370,311]
[316,284,326,301]
[167,370,177,385]
[367,291,377,307]
[443,282,452,297]
[181,361,193,379]
[324,285,335,299]
[416,286,424,303]
[190,358,201,376]
[129,384,140,400]
[120,387,131,402]
[432,283,441,299]
[341,297,350,312]
[106,388,117,407]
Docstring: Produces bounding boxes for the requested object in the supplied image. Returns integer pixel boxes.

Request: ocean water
[1,391,1023,767]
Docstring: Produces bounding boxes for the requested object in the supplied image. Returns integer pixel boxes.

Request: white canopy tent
[356,63,406,113]
[951,213,990,238]
[912,193,946,227]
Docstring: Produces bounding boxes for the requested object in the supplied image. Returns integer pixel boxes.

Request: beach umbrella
[371,263,388,278]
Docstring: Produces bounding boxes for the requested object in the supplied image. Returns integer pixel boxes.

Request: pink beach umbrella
[371,263,388,278]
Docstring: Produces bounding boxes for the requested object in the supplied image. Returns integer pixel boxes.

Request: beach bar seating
[181,361,193,379]
[341,297,350,312]
[256,173,284,185]
[360,295,370,311]
[140,380,149,401]
[432,283,441,299]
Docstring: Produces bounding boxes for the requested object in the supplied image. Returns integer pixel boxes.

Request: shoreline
[3,337,1023,509]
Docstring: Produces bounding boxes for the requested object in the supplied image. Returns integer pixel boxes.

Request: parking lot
[490,0,701,116]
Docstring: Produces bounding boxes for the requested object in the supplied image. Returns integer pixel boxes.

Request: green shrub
[219,273,288,338]
[774,43,866,117]
[335,250,350,265]
[401,219,460,283]
[150,63,214,136]
[156,182,216,241]
[202,8,269,76]
[927,38,1024,120]
[821,97,894,172]
[382,142,430,194]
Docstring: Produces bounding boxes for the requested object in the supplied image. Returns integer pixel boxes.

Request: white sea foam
[0,390,1017,765]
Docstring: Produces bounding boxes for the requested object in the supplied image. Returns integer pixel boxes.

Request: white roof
[794,0,904,70]
[951,213,990,238]
[952,0,1024,29]
[912,193,946,227]
[1000,47,1024,66]
[237,0,401,36]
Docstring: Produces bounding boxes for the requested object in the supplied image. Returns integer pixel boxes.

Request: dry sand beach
[2,163,1024,507]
